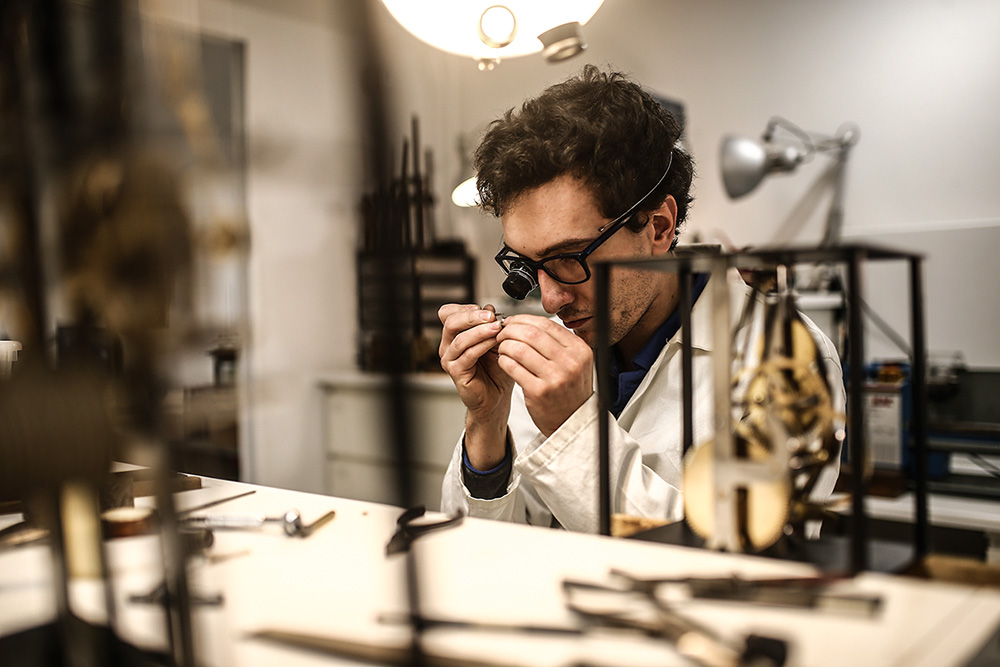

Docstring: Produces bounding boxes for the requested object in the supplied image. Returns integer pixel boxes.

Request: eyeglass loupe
[501,261,537,300]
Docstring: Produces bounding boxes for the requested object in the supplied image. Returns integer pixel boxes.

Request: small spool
[101,506,157,539]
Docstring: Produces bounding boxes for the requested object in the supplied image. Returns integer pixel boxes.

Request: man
[438,66,843,534]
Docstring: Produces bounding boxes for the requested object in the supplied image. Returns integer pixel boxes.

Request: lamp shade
[380,1,604,66]
[720,135,768,199]
[720,135,804,199]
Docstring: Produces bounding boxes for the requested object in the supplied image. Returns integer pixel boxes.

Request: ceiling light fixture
[478,5,517,48]
[380,1,605,70]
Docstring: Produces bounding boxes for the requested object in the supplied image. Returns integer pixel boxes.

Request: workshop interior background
[7,0,999,495]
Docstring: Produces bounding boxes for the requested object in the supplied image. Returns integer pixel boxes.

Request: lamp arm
[815,122,861,154]
[819,122,860,246]
[764,116,817,160]
[820,141,853,247]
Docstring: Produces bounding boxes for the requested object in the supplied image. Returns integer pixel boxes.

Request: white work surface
[2,477,1000,667]
[857,491,1000,563]
[863,492,1000,534]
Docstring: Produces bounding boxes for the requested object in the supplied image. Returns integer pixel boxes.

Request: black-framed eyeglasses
[494,151,674,300]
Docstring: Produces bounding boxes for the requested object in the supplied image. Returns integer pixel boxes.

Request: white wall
[372,0,1000,365]
[187,0,369,491]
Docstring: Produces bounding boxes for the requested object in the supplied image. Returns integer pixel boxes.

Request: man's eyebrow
[508,236,595,259]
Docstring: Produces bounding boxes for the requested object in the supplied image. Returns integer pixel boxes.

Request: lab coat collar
[677,269,754,353]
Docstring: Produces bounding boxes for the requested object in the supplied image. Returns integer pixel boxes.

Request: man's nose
[538,271,574,314]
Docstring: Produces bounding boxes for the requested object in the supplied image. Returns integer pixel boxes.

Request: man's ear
[649,195,678,254]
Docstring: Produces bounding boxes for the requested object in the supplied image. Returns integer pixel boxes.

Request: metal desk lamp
[720,117,860,247]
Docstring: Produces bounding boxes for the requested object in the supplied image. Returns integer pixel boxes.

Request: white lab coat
[441,271,846,534]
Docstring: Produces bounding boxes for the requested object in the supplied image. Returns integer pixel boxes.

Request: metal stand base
[631,521,915,575]
[0,614,171,666]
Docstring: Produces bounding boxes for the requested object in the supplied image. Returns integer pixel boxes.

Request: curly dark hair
[474,65,695,240]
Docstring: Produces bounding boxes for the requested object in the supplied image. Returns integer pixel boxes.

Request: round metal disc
[683,438,791,552]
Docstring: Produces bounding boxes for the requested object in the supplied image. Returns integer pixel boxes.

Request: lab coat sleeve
[514,392,683,534]
[440,432,524,522]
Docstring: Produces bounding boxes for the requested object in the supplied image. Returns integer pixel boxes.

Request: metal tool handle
[182,509,305,536]
[183,515,266,530]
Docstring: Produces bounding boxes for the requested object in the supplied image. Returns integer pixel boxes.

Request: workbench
[2,475,999,666]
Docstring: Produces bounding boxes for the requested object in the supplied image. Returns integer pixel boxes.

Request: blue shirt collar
[609,272,710,416]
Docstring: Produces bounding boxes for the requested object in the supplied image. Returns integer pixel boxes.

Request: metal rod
[176,489,256,516]
[154,452,197,665]
[679,267,694,456]
[46,492,78,664]
[595,262,612,536]
[411,115,424,249]
[846,249,868,573]
[910,257,929,559]
[1,1,49,354]
[709,263,737,551]
[359,2,425,663]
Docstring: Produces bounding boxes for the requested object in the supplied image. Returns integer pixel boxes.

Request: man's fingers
[446,329,501,368]
[495,350,553,397]
[495,337,549,377]
[441,321,501,368]
[499,314,578,348]
[438,303,483,326]
[442,305,500,335]
[497,319,577,366]
[498,338,589,390]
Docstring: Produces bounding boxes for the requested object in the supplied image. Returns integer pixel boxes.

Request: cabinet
[162,385,239,481]
[319,371,466,510]
[925,369,1000,499]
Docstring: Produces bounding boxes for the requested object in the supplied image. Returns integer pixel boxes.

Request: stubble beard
[568,275,658,351]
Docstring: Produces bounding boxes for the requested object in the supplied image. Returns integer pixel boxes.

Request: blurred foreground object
[0,0,248,663]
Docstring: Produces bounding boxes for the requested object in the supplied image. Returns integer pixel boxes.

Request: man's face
[501,174,676,349]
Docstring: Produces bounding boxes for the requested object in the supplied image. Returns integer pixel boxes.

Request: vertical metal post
[709,262,738,551]
[847,250,868,572]
[910,257,929,559]
[679,265,694,456]
[357,3,424,663]
[595,262,612,536]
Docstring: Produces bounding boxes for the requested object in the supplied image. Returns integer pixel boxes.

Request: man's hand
[495,314,593,437]
[438,304,514,470]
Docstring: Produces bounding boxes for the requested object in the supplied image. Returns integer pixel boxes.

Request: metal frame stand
[596,243,928,574]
